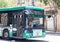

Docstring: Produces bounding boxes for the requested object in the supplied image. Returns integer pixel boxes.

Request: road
[0,33,60,42]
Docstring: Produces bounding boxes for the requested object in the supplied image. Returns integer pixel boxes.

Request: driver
[29,18,34,28]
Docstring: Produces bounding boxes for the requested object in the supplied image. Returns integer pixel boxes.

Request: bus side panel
[41,29,46,37]
[0,29,3,37]
[9,30,13,38]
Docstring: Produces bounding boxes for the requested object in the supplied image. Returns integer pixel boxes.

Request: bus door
[12,12,24,37]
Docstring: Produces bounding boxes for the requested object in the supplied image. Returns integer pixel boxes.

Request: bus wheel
[3,30,9,39]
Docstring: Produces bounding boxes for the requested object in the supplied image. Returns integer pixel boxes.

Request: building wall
[57,10,60,31]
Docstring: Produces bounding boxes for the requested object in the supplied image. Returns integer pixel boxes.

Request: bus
[0,6,46,39]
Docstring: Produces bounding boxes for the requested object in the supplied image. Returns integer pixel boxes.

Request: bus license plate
[33,29,42,37]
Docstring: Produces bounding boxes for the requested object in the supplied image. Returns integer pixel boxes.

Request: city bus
[0,6,46,39]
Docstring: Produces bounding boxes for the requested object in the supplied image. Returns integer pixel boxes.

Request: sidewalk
[46,31,60,36]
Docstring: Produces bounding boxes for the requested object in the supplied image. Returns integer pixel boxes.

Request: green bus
[0,6,46,39]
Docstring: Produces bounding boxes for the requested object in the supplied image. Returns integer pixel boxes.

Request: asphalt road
[0,38,48,42]
[0,33,60,42]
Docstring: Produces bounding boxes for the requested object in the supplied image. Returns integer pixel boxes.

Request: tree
[39,0,48,5]
[0,0,7,8]
[53,0,60,8]
[39,0,60,9]
[0,0,16,8]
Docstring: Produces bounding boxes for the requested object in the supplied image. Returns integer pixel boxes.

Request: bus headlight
[12,28,17,31]
[12,28,17,36]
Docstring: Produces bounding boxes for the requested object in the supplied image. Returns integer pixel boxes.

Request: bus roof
[0,6,44,12]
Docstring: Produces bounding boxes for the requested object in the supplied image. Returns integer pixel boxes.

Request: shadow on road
[12,40,48,42]
[10,38,48,42]
[0,37,48,42]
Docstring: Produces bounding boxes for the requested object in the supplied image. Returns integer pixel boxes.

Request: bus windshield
[25,10,44,28]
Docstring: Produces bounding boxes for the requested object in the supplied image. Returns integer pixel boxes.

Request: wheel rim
[4,32,8,38]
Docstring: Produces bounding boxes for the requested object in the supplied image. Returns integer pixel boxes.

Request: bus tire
[3,30,9,39]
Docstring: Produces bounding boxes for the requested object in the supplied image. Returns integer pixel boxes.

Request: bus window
[0,13,8,26]
[27,17,43,28]
[39,18,43,25]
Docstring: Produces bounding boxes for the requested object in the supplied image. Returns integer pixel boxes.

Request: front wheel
[3,30,9,39]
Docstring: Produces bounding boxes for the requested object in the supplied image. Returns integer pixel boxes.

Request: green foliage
[53,0,60,8]
[0,0,7,8]
[43,0,48,5]
[39,0,60,8]
[39,0,48,5]
[56,0,60,8]
[0,0,16,8]
[39,0,42,2]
